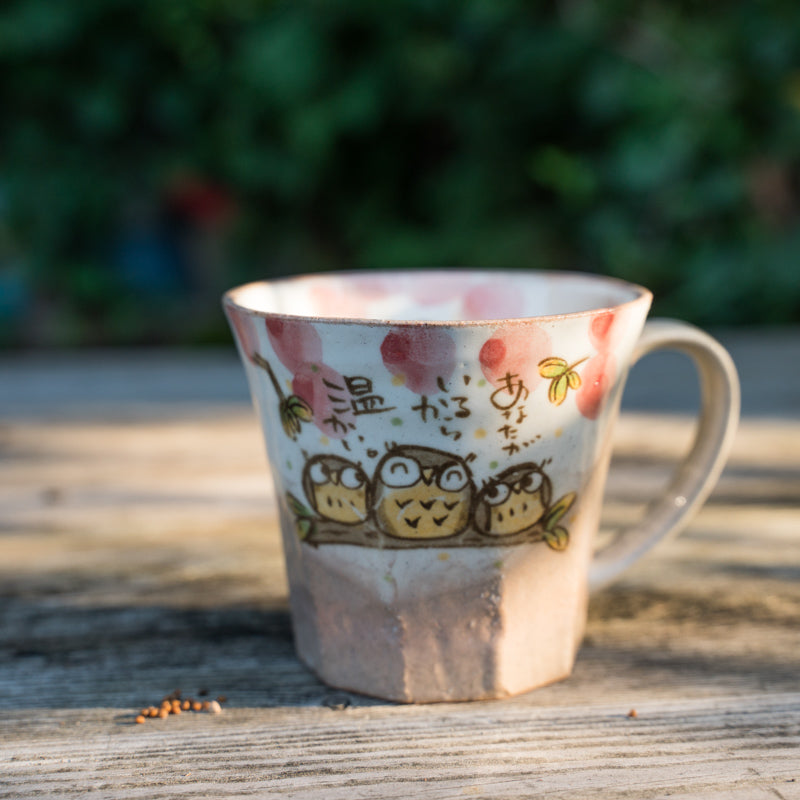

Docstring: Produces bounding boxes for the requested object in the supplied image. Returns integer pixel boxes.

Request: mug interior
[225,269,649,323]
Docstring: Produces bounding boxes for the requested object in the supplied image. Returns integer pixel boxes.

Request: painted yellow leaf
[543,527,569,551]
[544,492,576,529]
[548,373,569,405]
[538,357,568,379]
[280,408,301,437]
[287,492,313,518]
[288,395,313,421]
[567,370,581,390]
[295,517,313,540]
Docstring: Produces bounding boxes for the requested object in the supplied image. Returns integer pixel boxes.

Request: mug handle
[589,319,740,591]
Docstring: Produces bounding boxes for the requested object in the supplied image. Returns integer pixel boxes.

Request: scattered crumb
[627,709,638,718]
[133,690,226,724]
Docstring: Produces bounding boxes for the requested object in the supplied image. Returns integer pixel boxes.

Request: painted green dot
[478,378,487,387]
[391,417,403,426]
[490,460,499,470]
[287,460,292,470]
[310,363,319,372]
[494,560,504,570]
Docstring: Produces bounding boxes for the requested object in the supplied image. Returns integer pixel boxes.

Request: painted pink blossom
[590,311,613,349]
[588,308,630,352]
[463,283,526,320]
[380,326,457,394]
[478,324,551,395]
[225,306,260,362]
[575,352,616,420]
[410,276,468,307]
[349,275,398,296]
[309,280,392,318]
[265,318,323,373]
[292,362,354,439]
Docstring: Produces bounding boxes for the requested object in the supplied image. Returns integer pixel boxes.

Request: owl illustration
[302,455,369,525]
[474,463,552,537]
[372,446,474,540]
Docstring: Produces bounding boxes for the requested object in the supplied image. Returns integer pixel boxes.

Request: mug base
[285,540,588,704]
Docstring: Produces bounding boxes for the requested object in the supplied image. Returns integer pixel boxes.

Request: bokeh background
[2,0,799,348]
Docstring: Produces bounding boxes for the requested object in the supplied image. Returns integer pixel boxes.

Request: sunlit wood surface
[1,336,798,799]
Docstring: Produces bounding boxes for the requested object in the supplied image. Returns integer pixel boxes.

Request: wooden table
[2,335,799,798]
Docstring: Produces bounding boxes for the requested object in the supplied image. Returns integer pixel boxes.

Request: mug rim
[222,268,653,327]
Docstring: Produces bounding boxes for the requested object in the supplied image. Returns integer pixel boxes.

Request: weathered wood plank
[2,694,799,798]
[1,347,799,797]
[1,414,798,711]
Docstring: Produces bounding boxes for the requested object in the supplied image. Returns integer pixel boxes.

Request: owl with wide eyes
[474,463,552,537]
[302,455,369,525]
[372,446,474,540]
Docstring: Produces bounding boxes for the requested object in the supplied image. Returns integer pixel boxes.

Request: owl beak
[330,470,341,486]
[422,468,435,485]
[511,482,523,494]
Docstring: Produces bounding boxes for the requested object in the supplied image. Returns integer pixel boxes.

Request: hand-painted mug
[223,269,739,702]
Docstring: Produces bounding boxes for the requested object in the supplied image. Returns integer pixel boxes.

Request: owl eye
[308,461,330,485]
[380,455,421,488]
[340,466,365,490]
[484,483,510,506]
[438,464,469,492]
[520,471,543,494]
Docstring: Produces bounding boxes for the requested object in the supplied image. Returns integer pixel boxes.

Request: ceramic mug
[223,269,739,703]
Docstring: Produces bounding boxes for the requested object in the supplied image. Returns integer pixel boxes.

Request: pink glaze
[576,352,616,420]
[266,318,324,373]
[478,324,551,395]
[292,362,354,438]
[380,327,457,394]
[225,307,260,362]
[463,282,526,320]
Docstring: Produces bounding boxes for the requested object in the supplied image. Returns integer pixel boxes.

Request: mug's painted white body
[224,270,736,702]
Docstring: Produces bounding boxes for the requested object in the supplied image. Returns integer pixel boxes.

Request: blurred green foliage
[1,0,800,346]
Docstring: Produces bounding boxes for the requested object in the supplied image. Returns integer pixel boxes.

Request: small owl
[303,455,369,525]
[474,463,552,537]
[372,446,474,540]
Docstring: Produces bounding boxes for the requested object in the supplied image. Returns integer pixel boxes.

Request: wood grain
[1,350,799,798]
[2,695,799,798]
